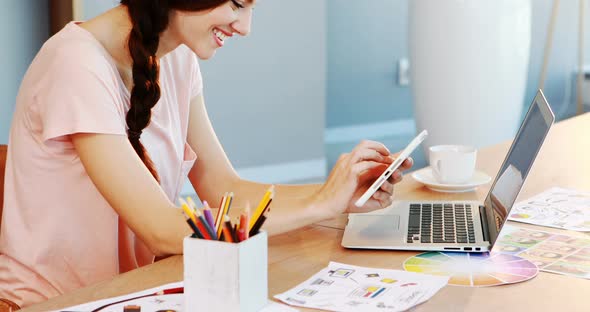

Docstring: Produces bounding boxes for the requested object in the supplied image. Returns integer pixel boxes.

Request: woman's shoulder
[37,22,117,78]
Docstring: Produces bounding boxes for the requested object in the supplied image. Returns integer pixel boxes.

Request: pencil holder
[183,231,268,312]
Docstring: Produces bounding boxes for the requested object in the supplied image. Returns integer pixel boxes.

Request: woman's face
[169,0,254,59]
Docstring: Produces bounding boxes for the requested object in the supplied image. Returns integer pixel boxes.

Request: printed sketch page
[508,187,590,231]
[274,261,448,312]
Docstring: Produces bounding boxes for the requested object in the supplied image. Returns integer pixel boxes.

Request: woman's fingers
[372,190,393,208]
[380,180,394,194]
[400,157,414,170]
[349,147,392,164]
[353,140,391,157]
[386,169,404,184]
[351,161,385,177]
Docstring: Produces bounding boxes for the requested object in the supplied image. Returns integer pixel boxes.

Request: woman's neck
[79,5,180,88]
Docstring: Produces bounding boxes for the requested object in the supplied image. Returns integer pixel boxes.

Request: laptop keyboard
[407,203,476,244]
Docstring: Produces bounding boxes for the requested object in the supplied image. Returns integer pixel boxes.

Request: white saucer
[411,167,492,193]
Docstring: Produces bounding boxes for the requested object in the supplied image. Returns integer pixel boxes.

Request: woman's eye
[231,0,244,10]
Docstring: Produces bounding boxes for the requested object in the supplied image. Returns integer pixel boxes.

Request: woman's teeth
[213,29,228,42]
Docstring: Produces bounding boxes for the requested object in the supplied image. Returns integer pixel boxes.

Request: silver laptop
[342,90,555,252]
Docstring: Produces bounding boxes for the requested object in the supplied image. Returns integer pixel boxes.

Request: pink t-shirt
[0,22,201,307]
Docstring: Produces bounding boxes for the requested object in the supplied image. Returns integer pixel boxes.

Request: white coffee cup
[428,145,477,184]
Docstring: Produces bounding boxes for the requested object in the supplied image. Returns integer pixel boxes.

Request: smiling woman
[0,0,411,308]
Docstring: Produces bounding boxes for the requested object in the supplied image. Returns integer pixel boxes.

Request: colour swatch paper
[403,251,538,287]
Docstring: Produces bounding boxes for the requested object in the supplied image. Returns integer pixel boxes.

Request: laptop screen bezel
[482,89,555,247]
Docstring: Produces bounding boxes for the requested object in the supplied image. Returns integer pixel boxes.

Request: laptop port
[463,247,472,251]
[444,247,460,250]
[475,247,481,251]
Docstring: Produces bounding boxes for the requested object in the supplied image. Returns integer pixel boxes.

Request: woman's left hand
[313,140,414,218]
[348,152,413,213]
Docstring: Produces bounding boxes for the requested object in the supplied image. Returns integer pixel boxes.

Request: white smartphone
[354,130,428,208]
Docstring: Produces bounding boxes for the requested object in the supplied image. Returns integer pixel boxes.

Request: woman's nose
[231,9,252,36]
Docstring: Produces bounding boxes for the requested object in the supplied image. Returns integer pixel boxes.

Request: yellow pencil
[215,192,228,232]
[216,192,233,239]
[186,196,199,211]
[181,203,198,225]
[249,185,274,230]
[224,192,234,214]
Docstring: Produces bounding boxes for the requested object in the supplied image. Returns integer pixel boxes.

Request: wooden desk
[24,113,590,312]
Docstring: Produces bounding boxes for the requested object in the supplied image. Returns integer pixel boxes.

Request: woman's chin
[192,48,217,60]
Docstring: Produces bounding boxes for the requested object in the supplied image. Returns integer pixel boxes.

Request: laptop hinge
[479,205,490,242]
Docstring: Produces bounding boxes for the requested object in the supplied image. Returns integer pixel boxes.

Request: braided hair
[120,0,229,181]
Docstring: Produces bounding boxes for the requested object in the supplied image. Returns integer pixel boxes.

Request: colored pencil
[239,204,250,241]
[186,196,198,210]
[181,202,198,226]
[215,192,227,236]
[195,207,217,239]
[249,209,268,237]
[225,192,234,215]
[217,192,234,239]
[202,201,216,229]
[232,218,239,242]
[182,209,203,239]
[222,215,234,243]
[249,186,274,230]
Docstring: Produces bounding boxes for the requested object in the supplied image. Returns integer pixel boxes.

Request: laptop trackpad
[354,215,400,239]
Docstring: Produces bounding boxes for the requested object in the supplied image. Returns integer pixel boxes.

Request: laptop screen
[484,90,555,246]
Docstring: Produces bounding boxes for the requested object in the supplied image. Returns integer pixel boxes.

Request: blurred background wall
[0,0,588,194]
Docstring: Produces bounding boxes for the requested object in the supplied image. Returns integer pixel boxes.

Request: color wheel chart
[403,252,538,287]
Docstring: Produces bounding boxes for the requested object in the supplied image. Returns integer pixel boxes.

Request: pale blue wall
[327,0,412,128]
[199,0,326,169]
[0,1,49,144]
[326,0,590,130]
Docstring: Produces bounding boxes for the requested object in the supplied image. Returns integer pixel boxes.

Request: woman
[0,0,412,307]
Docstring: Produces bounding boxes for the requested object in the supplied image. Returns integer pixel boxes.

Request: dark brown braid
[120,0,229,182]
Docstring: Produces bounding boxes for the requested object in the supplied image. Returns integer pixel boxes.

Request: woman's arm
[187,95,411,235]
[185,95,327,234]
[71,133,191,256]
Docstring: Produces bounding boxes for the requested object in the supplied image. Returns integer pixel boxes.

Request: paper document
[494,224,590,279]
[274,261,448,312]
[55,281,297,312]
[508,187,590,231]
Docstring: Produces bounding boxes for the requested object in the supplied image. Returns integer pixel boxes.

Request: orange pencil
[238,204,250,241]
[221,215,234,243]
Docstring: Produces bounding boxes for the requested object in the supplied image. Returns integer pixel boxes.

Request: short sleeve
[31,47,126,143]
